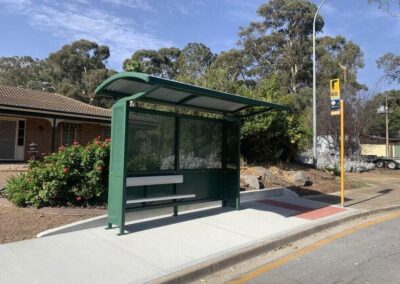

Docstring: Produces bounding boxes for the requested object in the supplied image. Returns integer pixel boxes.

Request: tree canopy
[1,0,399,162]
[0,39,115,106]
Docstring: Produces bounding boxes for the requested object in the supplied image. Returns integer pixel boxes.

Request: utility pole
[312,0,327,165]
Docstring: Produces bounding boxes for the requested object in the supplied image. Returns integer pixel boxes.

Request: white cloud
[0,0,31,11]
[100,0,154,11]
[0,0,173,69]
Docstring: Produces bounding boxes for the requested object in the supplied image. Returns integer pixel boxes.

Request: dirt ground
[0,205,96,244]
[0,170,20,190]
[0,169,104,245]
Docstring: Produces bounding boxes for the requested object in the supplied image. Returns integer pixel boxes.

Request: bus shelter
[95,72,287,235]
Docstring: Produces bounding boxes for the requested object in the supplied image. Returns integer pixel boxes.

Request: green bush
[5,138,110,207]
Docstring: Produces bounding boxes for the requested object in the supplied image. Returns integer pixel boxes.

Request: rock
[252,166,269,179]
[252,166,283,185]
[287,171,312,186]
[240,174,263,190]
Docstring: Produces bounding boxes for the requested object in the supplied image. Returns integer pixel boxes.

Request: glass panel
[101,126,111,140]
[226,122,239,169]
[180,118,222,169]
[17,121,25,145]
[62,126,76,146]
[127,112,175,172]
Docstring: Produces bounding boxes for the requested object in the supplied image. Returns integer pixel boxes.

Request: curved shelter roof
[95,72,288,116]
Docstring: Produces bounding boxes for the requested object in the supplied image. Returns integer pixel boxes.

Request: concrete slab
[0,195,354,284]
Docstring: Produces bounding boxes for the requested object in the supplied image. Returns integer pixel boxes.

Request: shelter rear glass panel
[179,118,222,169]
[126,112,175,173]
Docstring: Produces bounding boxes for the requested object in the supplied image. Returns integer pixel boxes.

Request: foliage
[46,39,115,104]
[2,0,391,167]
[0,39,115,107]
[369,0,400,17]
[315,36,367,154]
[365,90,400,138]
[5,139,110,208]
[238,0,324,93]
[123,47,181,79]
[241,75,306,163]
[377,53,400,84]
[0,56,52,91]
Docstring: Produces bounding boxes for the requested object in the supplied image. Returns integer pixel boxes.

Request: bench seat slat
[126,194,195,204]
[126,175,183,187]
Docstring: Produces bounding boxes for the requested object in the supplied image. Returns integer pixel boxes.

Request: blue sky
[0,0,399,93]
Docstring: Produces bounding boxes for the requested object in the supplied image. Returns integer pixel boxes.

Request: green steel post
[121,102,129,235]
[107,99,129,235]
[173,196,178,216]
[173,115,180,215]
[236,120,241,210]
[221,121,227,207]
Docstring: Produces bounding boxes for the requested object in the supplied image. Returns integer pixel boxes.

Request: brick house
[0,85,111,161]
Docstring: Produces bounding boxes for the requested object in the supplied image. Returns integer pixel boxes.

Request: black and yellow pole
[330,78,344,207]
[340,99,345,207]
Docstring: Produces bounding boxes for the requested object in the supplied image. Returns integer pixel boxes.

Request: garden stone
[288,171,312,186]
[241,174,263,190]
[252,166,282,185]
[253,166,269,180]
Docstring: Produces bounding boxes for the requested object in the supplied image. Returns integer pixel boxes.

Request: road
[230,212,400,284]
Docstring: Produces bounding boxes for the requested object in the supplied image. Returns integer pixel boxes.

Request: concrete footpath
[305,176,400,211]
[0,189,362,284]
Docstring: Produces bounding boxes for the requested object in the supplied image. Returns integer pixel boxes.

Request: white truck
[372,156,400,169]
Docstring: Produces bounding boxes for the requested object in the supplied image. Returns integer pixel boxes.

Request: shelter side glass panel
[178,117,223,200]
[126,111,176,205]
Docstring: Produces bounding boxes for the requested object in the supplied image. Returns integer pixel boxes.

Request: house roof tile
[0,85,111,119]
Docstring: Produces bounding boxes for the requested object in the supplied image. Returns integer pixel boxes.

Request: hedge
[5,138,110,207]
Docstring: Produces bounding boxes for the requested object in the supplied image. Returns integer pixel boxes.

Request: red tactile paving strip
[257,199,347,220]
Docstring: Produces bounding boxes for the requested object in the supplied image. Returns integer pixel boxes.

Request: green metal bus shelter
[95,72,287,235]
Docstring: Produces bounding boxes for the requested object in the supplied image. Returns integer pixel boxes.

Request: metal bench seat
[126,194,195,204]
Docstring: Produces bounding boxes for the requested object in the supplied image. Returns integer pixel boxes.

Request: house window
[17,120,25,146]
[101,125,111,140]
[60,123,80,146]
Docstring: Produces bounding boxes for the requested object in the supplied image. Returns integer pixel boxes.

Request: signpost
[330,79,345,206]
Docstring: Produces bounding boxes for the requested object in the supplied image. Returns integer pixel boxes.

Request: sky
[0,0,399,93]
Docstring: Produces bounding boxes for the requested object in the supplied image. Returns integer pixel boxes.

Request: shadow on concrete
[304,194,352,205]
[286,186,337,197]
[123,195,347,234]
[124,206,234,233]
[345,188,394,207]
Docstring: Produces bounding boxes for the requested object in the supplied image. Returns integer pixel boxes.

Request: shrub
[5,138,110,207]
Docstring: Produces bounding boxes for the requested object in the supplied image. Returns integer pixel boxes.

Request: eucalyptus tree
[123,47,181,79]
[0,56,52,91]
[377,53,400,84]
[46,39,112,103]
[238,0,324,94]
[315,36,366,154]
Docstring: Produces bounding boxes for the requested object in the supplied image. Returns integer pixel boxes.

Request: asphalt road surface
[233,213,400,284]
